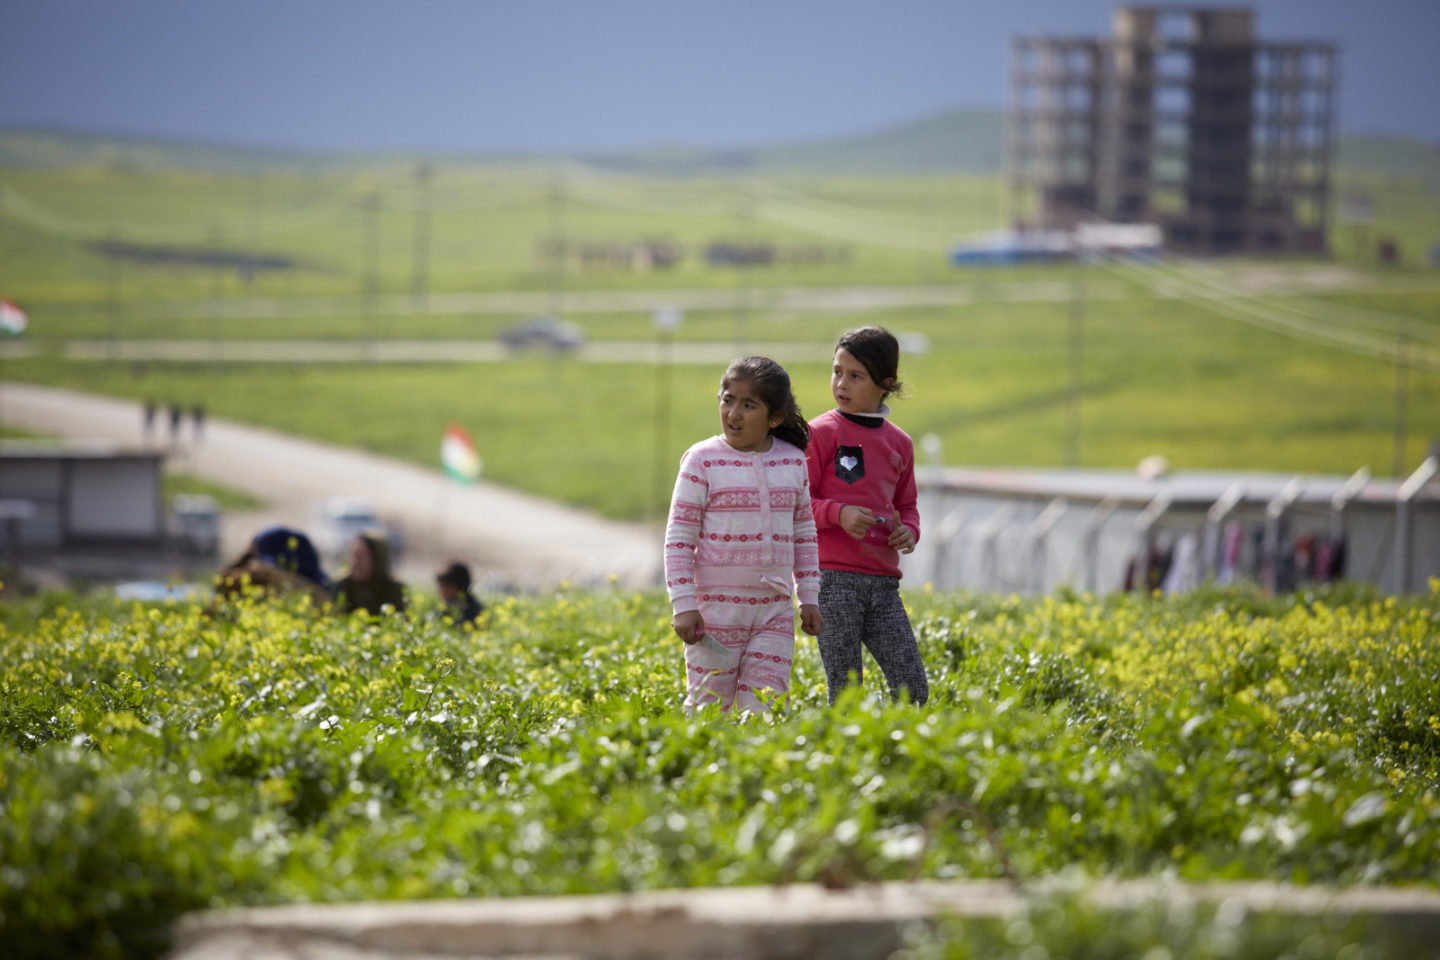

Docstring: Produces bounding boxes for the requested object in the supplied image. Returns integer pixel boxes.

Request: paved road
[0,277,1121,364]
[2,265,1404,366]
[0,338,831,364]
[15,263,1389,327]
[0,382,663,592]
[23,278,1129,322]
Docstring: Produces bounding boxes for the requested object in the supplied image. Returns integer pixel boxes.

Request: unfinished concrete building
[1008,7,1336,254]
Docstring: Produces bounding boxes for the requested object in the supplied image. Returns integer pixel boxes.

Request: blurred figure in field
[167,402,184,451]
[435,560,484,626]
[214,525,333,608]
[142,398,158,445]
[335,531,407,616]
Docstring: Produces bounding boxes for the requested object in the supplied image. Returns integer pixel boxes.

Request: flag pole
[437,422,480,567]
[435,478,450,557]
[0,299,33,434]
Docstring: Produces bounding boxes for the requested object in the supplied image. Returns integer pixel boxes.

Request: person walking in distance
[142,398,157,446]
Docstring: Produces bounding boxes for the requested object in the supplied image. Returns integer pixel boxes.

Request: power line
[1103,259,1440,373]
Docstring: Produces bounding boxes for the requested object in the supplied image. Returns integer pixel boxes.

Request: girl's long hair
[721,355,809,451]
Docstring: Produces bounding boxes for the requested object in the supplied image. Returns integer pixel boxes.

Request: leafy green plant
[2,584,1438,959]
[902,891,1391,960]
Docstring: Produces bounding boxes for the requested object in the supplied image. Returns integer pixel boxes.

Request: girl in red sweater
[807,326,929,705]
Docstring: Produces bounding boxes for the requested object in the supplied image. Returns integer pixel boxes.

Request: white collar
[840,403,890,420]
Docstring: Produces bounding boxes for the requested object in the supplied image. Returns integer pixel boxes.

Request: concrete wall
[901,467,1440,596]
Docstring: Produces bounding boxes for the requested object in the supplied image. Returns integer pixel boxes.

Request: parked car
[169,494,220,556]
[312,495,383,561]
[498,315,585,353]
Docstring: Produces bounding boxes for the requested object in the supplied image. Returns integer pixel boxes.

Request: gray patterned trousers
[816,569,929,706]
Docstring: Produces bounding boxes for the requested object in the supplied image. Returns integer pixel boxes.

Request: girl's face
[831,348,887,414]
[718,377,782,452]
[348,537,374,580]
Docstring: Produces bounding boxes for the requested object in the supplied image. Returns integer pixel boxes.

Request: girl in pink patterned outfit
[665,356,823,713]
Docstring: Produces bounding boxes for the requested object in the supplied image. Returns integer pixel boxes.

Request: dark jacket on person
[442,592,485,626]
[335,533,407,616]
[212,527,334,611]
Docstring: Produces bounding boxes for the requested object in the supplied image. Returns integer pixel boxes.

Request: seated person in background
[435,561,484,626]
[215,526,333,608]
[335,531,407,616]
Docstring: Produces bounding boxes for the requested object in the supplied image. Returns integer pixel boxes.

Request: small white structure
[1073,222,1163,258]
[0,441,165,548]
[950,223,1161,265]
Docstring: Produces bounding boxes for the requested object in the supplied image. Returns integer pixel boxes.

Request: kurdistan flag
[441,423,482,483]
[0,299,26,336]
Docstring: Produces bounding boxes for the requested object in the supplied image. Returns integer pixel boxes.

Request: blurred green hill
[1,110,1437,518]
[0,128,334,173]
[1334,134,1440,180]
[3,108,1436,178]
[586,107,1005,175]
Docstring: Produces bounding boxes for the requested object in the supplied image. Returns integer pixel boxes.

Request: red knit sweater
[806,409,920,579]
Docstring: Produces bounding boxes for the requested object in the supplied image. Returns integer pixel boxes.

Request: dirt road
[1,382,662,592]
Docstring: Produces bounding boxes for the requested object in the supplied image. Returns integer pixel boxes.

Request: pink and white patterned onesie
[664,435,820,712]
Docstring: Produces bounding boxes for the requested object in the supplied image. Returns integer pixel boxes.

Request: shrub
[1,585,1437,958]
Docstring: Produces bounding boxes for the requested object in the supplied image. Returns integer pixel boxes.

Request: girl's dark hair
[720,355,809,451]
[836,325,903,400]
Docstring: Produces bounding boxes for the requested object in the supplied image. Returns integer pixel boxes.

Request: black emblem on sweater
[835,445,865,484]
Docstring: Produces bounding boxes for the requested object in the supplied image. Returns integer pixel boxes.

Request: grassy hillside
[0,126,1436,520]
[7,270,1439,521]
[3,111,1435,179]
[0,162,1006,306]
[746,106,1005,174]
[1336,134,1440,181]
[0,127,347,174]
[0,109,1006,176]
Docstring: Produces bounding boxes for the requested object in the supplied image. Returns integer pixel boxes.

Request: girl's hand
[799,603,822,637]
[887,513,916,554]
[838,504,879,540]
[672,610,705,644]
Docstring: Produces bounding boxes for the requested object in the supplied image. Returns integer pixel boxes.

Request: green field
[2,585,1437,958]
[160,471,262,511]
[2,136,1439,520]
[0,163,1003,309]
[5,130,1440,960]
[5,273,1439,521]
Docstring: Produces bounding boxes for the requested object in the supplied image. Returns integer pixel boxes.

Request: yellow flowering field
[2,582,1438,959]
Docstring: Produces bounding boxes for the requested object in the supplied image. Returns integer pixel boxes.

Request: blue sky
[1,0,1436,153]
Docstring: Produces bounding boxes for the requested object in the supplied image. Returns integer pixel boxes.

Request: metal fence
[903,457,1440,596]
